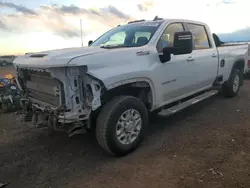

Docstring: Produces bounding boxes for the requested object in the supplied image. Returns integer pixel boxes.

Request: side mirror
[160,31,193,63]
[88,40,93,46]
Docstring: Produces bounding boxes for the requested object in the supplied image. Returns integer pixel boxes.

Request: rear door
[184,23,218,89]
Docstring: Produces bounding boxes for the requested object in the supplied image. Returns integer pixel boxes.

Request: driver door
[153,22,197,105]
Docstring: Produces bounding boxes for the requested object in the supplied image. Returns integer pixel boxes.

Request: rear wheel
[222,68,241,97]
[96,96,148,156]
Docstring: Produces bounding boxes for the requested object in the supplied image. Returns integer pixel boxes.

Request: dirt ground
[0,66,16,78]
[0,67,250,188]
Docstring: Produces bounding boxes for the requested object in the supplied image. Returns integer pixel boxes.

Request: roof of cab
[125,16,207,27]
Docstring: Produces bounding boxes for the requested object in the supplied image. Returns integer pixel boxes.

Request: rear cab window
[134,32,151,43]
[186,23,211,50]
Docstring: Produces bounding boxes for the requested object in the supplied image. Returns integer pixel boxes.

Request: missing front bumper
[17,65,104,136]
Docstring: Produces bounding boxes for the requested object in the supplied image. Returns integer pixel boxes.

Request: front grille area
[23,70,63,107]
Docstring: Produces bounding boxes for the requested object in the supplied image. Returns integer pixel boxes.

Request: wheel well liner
[233,59,245,70]
[231,59,245,85]
[102,81,154,110]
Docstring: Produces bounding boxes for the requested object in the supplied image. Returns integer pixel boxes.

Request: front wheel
[222,68,241,97]
[96,96,148,156]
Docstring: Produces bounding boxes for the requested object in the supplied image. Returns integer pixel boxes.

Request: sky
[0,0,250,55]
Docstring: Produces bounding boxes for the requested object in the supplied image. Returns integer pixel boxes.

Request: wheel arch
[232,58,245,85]
[88,78,155,130]
[233,58,245,70]
[103,78,156,110]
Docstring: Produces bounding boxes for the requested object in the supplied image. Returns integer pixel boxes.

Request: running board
[158,90,218,116]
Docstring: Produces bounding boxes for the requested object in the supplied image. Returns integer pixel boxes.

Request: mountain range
[217,27,250,42]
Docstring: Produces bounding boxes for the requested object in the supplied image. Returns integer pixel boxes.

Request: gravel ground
[0,67,250,188]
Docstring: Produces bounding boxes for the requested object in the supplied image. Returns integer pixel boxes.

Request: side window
[187,23,210,50]
[157,23,184,53]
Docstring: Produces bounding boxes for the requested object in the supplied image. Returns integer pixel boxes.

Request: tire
[96,96,148,156]
[1,61,7,67]
[222,68,241,97]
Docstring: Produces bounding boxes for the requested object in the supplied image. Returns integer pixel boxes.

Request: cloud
[40,4,132,23]
[0,19,7,29]
[0,1,37,15]
[1,8,80,38]
[40,4,82,15]
[221,0,236,4]
[0,2,132,38]
[102,5,131,20]
[59,5,82,15]
[206,0,236,6]
[38,11,81,38]
[137,1,155,12]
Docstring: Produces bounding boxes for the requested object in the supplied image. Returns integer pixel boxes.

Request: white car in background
[0,55,16,67]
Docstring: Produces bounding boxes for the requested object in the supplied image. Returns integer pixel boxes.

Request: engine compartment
[16,65,104,136]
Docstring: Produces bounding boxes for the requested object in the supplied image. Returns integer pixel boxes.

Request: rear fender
[227,59,245,86]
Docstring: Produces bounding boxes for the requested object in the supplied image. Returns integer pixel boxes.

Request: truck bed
[217,43,249,76]
[221,42,250,47]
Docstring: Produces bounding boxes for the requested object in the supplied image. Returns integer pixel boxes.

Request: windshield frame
[90,21,163,48]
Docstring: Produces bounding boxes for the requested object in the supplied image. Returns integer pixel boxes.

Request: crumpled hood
[14,46,107,68]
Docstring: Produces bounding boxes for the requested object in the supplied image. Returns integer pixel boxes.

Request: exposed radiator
[24,70,63,107]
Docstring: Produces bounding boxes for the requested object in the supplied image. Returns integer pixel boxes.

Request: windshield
[90,21,162,48]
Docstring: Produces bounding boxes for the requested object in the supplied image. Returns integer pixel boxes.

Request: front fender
[87,71,156,110]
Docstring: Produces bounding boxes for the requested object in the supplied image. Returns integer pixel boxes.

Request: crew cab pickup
[13,18,249,156]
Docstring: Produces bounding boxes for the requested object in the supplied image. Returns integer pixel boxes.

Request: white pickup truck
[14,18,249,156]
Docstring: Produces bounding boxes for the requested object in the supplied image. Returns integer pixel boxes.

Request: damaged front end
[16,65,104,136]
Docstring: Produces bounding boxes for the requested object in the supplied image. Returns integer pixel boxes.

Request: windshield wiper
[100,44,133,49]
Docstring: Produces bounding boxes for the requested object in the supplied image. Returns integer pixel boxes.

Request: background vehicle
[0,75,22,112]
[13,17,249,156]
[0,55,16,67]
[245,43,250,74]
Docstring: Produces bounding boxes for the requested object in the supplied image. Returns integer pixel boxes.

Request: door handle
[212,53,217,58]
[186,57,194,61]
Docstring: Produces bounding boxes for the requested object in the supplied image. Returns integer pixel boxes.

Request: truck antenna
[80,19,83,47]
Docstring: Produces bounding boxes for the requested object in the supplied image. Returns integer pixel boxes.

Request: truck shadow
[147,95,219,136]
[244,73,250,80]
